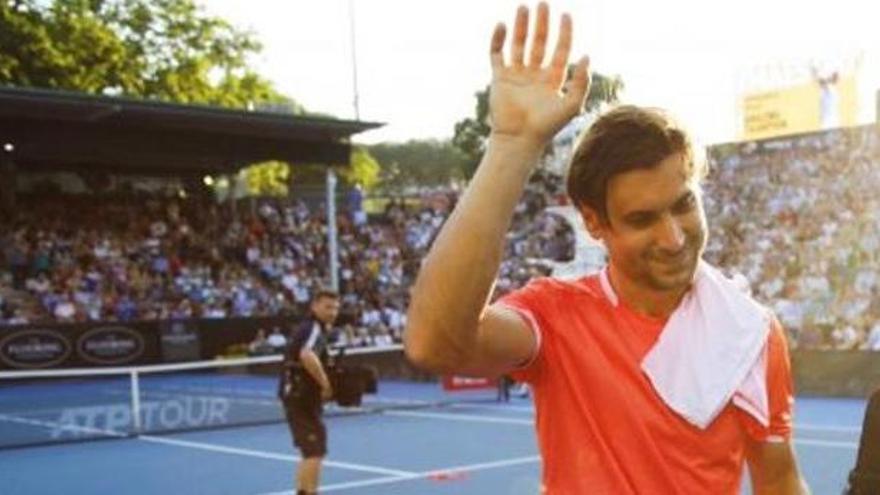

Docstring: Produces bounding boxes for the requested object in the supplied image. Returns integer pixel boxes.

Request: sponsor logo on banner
[0,329,72,369]
[160,320,201,362]
[162,321,198,346]
[77,326,145,365]
[48,397,232,439]
[441,375,497,391]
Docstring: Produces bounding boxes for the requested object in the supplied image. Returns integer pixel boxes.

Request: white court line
[440,406,867,435]
[365,397,431,405]
[0,413,126,438]
[258,474,421,495]
[423,455,541,476]
[795,423,862,434]
[321,474,419,492]
[323,455,540,493]
[450,403,536,413]
[794,438,858,449]
[381,410,869,437]
[0,411,419,477]
[139,435,416,477]
[255,455,541,495]
[378,410,860,452]
[254,435,856,495]
[382,410,533,425]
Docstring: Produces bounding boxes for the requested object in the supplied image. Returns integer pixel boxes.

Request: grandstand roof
[0,86,383,176]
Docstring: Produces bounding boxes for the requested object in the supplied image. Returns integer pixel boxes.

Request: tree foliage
[452,70,625,178]
[0,0,296,109]
[244,146,381,197]
[369,139,469,190]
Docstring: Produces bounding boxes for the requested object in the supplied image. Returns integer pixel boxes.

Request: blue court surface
[0,383,866,495]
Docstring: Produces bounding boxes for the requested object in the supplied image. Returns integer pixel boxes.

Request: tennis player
[404,3,809,493]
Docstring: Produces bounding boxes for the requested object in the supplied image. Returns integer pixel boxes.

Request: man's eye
[628,215,654,228]
[673,195,696,213]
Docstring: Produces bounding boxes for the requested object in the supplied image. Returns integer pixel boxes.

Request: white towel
[601,261,772,429]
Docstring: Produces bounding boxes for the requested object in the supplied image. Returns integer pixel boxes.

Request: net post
[130,370,142,435]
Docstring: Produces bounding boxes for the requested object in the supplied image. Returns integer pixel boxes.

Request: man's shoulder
[294,316,318,330]
[288,317,318,340]
[517,271,603,294]
[500,272,607,308]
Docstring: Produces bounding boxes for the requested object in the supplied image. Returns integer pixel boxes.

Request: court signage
[49,398,232,439]
[77,326,145,365]
[159,320,201,362]
[0,329,72,369]
[442,375,497,391]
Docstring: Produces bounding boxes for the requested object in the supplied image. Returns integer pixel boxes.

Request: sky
[201,0,880,146]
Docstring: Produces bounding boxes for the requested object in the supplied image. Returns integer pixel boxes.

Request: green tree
[584,72,624,113]
[452,70,624,178]
[338,147,380,190]
[369,139,469,190]
[244,160,289,197]
[451,87,490,179]
[0,0,295,108]
[244,146,381,196]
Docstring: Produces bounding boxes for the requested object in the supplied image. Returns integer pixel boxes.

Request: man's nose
[655,215,686,252]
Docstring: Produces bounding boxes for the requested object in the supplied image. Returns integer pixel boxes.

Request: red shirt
[499,274,794,494]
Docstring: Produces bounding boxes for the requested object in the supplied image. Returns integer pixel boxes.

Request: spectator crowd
[6,121,880,353]
[704,125,880,350]
[0,170,574,347]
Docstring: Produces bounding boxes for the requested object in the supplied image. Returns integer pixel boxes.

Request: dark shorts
[285,397,327,458]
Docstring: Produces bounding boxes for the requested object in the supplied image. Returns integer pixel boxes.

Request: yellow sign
[741,76,857,140]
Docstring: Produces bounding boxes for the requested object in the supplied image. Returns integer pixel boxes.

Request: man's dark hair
[566,105,705,222]
[312,288,339,302]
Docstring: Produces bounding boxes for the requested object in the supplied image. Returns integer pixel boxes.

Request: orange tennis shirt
[498,274,794,494]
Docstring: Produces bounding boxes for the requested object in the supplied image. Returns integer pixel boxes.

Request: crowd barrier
[2,321,877,397]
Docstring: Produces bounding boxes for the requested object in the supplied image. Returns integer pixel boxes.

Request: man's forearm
[747,440,810,495]
[300,352,329,389]
[751,476,810,495]
[405,136,543,369]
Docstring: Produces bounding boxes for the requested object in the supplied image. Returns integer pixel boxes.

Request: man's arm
[299,349,332,401]
[404,2,589,377]
[746,440,810,495]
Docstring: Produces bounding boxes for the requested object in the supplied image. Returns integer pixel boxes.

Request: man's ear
[578,204,606,241]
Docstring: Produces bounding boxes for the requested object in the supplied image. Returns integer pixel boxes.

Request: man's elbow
[752,479,810,495]
[404,326,441,373]
[403,323,460,375]
[747,441,810,495]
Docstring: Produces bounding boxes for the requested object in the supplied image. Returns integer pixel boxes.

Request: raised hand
[488,2,590,146]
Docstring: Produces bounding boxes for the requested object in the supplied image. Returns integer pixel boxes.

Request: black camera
[330,364,378,407]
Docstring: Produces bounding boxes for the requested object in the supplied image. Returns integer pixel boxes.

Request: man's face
[582,153,707,294]
[311,296,341,326]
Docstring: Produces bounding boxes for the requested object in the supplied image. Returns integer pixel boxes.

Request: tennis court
[0,356,866,495]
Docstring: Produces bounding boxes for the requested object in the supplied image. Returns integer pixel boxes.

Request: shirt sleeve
[286,320,317,360]
[740,317,795,442]
[495,278,554,384]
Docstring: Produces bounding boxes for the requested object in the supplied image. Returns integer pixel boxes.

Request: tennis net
[0,345,500,449]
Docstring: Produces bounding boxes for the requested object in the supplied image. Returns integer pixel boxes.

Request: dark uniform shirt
[278,316,330,402]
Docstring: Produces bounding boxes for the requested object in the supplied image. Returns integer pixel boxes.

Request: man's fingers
[549,13,573,75]
[563,55,591,112]
[527,2,549,69]
[490,23,506,71]
[510,5,529,67]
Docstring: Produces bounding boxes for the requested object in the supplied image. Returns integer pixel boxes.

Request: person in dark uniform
[278,289,340,495]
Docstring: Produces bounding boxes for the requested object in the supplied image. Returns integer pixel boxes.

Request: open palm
[488,3,590,145]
